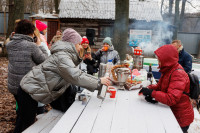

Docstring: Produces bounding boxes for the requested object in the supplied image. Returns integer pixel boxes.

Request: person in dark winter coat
[139,45,194,133]
[81,37,98,75]
[17,28,111,133]
[95,37,120,65]
[6,19,48,133]
[6,19,48,98]
[171,40,192,73]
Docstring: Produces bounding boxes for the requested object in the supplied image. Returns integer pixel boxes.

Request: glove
[145,96,158,104]
[138,87,153,97]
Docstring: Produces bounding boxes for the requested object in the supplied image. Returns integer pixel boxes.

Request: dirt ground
[0,57,51,133]
[0,57,16,133]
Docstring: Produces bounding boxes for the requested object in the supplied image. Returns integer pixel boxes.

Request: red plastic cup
[108,87,116,98]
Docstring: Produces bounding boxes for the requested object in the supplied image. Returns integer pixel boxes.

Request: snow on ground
[188,108,200,133]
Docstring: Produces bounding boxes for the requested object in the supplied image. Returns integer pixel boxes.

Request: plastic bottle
[106,59,113,77]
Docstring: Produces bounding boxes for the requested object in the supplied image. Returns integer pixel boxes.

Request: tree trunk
[7,0,24,38]
[179,0,186,31]
[161,0,164,15]
[168,0,173,24]
[6,0,14,38]
[30,0,34,15]
[49,0,53,13]
[42,0,45,13]
[113,0,129,62]
[169,0,173,16]
[13,0,24,22]
[54,0,59,14]
[172,0,180,40]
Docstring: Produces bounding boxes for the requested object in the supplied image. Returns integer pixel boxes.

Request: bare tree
[161,0,164,15]
[179,0,187,30]
[54,0,60,14]
[6,0,14,38]
[172,0,180,40]
[113,0,129,61]
[7,0,24,38]
[169,0,174,16]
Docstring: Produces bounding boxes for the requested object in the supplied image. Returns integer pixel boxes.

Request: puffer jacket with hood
[148,45,194,127]
[95,37,120,64]
[6,34,48,95]
[20,41,99,104]
[178,46,192,73]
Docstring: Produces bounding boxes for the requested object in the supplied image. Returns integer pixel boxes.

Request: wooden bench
[22,109,63,133]
[23,90,92,133]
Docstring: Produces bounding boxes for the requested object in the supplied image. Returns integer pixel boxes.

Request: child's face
[82,43,89,49]
[102,43,110,51]
[42,29,47,35]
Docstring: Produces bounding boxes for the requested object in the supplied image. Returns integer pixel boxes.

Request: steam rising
[137,22,173,57]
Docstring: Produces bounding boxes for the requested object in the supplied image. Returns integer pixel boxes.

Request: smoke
[139,42,159,57]
[131,21,173,57]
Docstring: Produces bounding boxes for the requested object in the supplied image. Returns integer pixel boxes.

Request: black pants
[14,87,38,133]
[14,85,77,133]
[87,64,95,75]
[181,125,189,133]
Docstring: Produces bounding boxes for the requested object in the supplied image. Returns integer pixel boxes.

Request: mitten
[138,87,153,97]
[145,96,158,104]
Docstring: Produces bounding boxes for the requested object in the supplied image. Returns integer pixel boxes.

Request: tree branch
[187,0,199,10]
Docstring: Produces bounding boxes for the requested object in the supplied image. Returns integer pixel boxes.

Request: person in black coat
[81,37,98,75]
[171,40,192,73]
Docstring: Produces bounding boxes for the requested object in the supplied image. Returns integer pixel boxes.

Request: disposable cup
[108,87,116,98]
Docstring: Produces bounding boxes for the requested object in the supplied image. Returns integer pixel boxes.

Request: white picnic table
[50,89,183,133]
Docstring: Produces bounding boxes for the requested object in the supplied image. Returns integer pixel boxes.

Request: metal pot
[116,68,131,90]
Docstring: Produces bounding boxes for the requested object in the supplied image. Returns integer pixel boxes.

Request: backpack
[170,69,200,99]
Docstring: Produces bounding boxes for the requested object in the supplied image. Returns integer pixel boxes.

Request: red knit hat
[35,20,47,31]
[81,37,89,44]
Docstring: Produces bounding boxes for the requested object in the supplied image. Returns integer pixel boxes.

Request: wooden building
[58,0,163,49]
[30,13,60,44]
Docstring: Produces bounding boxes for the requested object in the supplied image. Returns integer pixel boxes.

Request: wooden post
[4,10,7,37]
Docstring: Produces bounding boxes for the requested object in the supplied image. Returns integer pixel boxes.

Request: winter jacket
[95,47,120,65]
[20,41,99,104]
[148,45,194,127]
[179,48,192,73]
[83,53,99,74]
[6,34,48,95]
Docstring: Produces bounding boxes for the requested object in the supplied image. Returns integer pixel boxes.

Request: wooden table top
[50,89,182,133]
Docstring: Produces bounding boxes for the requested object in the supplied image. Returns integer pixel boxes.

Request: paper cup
[108,87,116,98]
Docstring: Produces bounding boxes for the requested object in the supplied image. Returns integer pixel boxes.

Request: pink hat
[35,20,47,31]
[62,28,82,45]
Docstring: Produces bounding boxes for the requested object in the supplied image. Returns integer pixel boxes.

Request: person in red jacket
[139,45,194,133]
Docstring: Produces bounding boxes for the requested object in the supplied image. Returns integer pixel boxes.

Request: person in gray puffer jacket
[95,37,120,65]
[17,28,111,133]
[6,19,48,97]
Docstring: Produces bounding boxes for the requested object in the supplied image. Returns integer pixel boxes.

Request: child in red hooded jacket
[139,45,194,133]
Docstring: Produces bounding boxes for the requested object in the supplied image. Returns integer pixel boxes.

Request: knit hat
[81,37,89,44]
[62,28,82,45]
[103,37,112,46]
[35,20,47,32]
